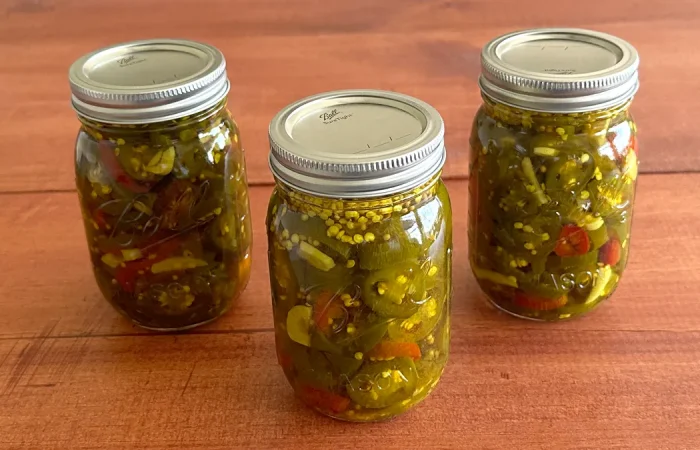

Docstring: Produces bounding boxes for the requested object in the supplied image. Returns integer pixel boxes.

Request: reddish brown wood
[2,330,700,449]
[2,1,700,447]
[0,0,699,192]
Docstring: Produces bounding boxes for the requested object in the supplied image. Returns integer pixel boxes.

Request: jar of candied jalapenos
[469,29,640,321]
[69,39,252,330]
[267,90,452,421]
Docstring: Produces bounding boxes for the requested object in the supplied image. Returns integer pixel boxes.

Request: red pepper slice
[113,237,183,292]
[312,290,345,334]
[114,267,141,293]
[554,224,590,257]
[599,238,622,266]
[368,341,422,361]
[93,209,108,229]
[298,385,351,414]
[98,141,152,193]
[514,291,567,311]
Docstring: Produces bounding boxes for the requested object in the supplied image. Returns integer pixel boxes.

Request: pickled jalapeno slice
[387,295,443,342]
[362,262,426,318]
[357,217,421,270]
[269,178,452,421]
[347,358,418,409]
[469,98,637,320]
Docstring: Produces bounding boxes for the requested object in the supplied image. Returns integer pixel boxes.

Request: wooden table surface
[1,1,699,448]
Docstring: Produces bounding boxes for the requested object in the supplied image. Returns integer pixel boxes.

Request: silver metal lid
[68,39,229,123]
[479,28,640,113]
[268,90,446,198]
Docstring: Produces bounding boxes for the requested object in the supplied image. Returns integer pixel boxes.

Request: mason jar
[267,90,452,421]
[70,39,252,331]
[469,29,640,321]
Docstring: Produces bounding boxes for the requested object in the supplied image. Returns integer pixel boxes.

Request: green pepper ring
[346,357,418,409]
[362,262,427,318]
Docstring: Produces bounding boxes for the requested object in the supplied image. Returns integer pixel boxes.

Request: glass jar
[469,29,640,321]
[69,40,252,330]
[267,90,452,421]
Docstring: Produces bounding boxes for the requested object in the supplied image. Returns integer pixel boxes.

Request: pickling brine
[267,90,452,421]
[469,29,640,320]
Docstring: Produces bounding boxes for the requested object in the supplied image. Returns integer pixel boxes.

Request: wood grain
[2,329,700,450]
[1,174,699,450]
[0,0,699,192]
[2,0,700,447]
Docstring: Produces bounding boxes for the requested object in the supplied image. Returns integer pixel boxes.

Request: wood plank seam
[0,327,276,343]
[3,327,700,344]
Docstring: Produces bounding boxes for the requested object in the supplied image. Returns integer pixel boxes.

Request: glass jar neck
[275,174,441,215]
[78,100,229,135]
[481,95,632,131]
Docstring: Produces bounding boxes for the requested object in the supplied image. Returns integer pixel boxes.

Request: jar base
[305,404,403,423]
[112,295,238,332]
[483,294,604,322]
[128,314,222,332]
[291,371,443,423]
